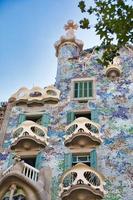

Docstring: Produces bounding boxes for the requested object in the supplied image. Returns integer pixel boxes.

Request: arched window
[2,184,26,200]
[29,91,42,97]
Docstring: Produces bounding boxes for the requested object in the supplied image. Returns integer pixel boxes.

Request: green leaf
[80,18,90,29]
[78,1,86,13]
[78,0,132,65]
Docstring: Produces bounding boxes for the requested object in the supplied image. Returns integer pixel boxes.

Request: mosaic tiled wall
[0,46,133,200]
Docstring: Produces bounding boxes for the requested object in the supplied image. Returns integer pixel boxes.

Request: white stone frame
[71,77,96,100]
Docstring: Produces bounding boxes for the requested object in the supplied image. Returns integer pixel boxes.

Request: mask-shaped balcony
[105,57,121,80]
[0,156,51,200]
[11,120,48,154]
[60,163,105,200]
[64,117,102,148]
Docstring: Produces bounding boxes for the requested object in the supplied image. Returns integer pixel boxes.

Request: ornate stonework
[11,120,48,156]
[0,156,51,200]
[105,57,121,80]
[60,163,105,200]
[54,20,84,57]
[10,85,60,105]
[65,117,102,148]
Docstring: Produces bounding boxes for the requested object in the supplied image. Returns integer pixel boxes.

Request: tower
[55,20,83,59]
[54,20,84,99]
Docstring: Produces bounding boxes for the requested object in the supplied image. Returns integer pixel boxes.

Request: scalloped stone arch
[0,173,43,200]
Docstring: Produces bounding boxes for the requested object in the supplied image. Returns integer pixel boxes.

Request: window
[72,154,91,167]
[64,150,97,171]
[67,111,91,125]
[29,91,42,97]
[75,112,91,120]
[67,109,99,125]
[2,186,26,200]
[26,114,42,125]
[59,43,79,58]
[18,113,50,127]
[46,90,57,96]
[73,151,97,168]
[72,78,95,99]
[22,157,36,168]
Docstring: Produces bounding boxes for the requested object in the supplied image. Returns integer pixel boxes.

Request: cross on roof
[64,20,78,31]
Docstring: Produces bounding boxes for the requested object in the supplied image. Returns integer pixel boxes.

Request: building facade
[0,20,133,200]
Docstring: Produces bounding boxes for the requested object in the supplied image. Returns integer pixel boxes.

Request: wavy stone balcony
[11,120,48,153]
[10,85,60,105]
[60,163,105,200]
[64,117,102,148]
[0,157,51,200]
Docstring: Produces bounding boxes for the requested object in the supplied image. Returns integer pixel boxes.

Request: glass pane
[72,156,77,163]
[88,81,93,97]
[74,83,78,98]
[84,82,87,97]
[78,156,88,162]
[79,82,83,98]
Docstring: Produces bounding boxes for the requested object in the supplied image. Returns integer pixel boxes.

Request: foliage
[78,0,133,66]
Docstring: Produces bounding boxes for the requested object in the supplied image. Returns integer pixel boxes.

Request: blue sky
[0,0,132,101]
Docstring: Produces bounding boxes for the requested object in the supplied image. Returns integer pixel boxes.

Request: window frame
[25,113,42,124]
[21,155,37,168]
[72,154,91,165]
[71,150,97,169]
[74,110,91,120]
[71,77,96,100]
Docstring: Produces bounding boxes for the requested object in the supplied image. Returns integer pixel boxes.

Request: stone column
[9,184,16,200]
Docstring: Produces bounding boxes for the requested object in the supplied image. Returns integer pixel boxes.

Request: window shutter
[90,149,97,169]
[84,82,87,97]
[7,153,14,168]
[35,151,44,170]
[18,113,26,125]
[41,113,50,127]
[64,153,72,171]
[74,83,78,98]
[91,109,99,123]
[67,112,75,124]
[79,82,83,98]
[89,81,93,97]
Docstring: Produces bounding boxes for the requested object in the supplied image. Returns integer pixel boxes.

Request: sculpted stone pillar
[38,166,52,200]
[9,184,16,200]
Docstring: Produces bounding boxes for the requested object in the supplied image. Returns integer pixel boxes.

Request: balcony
[10,85,60,105]
[0,156,51,200]
[105,57,121,80]
[2,159,39,183]
[60,163,105,200]
[11,120,48,154]
[44,85,60,103]
[64,117,102,148]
